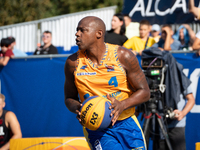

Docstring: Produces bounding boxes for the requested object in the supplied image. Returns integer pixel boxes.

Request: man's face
[124,16,131,27]
[161,26,173,40]
[75,19,97,50]
[42,33,52,44]
[139,25,150,38]
[1,46,9,53]
[151,30,160,37]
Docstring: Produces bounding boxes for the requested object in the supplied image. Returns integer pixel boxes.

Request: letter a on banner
[129,0,145,17]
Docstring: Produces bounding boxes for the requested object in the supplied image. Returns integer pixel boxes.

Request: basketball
[80,96,113,131]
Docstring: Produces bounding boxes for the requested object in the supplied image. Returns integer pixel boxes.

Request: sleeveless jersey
[74,43,135,120]
[0,110,12,147]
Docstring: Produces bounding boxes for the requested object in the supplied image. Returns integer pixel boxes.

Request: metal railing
[0,6,117,53]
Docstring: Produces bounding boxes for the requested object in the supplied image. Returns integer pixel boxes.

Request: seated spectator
[173,24,196,51]
[0,94,22,150]
[192,30,200,56]
[188,0,200,55]
[123,14,139,39]
[0,38,14,66]
[34,31,58,55]
[123,20,156,55]
[151,24,161,43]
[152,24,181,51]
[7,36,28,57]
[104,13,128,46]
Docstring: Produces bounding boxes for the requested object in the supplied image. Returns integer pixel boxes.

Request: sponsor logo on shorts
[77,72,96,76]
[132,146,144,150]
[94,139,102,150]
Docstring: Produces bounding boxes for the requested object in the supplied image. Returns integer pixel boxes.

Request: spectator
[173,24,196,51]
[192,30,200,56]
[163,83,195,150]
[7,36,28,57]
[151,24,161,43]
[34,31,58,55]
[152,25,181,51]
[188,0,200,55]
[0,94,22,149]
[123,20,156,55]
[0,38,14,66]
[104,13,128,46]
[123,14,139,39]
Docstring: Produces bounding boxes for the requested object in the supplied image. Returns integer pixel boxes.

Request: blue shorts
[83,115,146,150]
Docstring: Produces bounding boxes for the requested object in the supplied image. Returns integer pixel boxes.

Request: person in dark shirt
[34,31,58,55]
[0,38,14,66]
[104,13,128,46]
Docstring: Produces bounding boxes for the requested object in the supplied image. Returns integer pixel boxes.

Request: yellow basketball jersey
[74,43,135,120]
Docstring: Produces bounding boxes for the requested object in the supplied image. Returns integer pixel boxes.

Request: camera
[164,107,175,119]
[141,58,174,120]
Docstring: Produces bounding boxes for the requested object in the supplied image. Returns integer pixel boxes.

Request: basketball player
[0,94,22,150]
[64,16,150,150]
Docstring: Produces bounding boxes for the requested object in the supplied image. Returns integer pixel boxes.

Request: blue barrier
[0,52,199,150]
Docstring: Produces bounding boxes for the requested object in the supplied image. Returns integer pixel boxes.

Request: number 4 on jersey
[108,76,118,87]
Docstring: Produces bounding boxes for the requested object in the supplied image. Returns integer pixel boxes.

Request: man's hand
[173,109,185,121]
[107,94,125,126]
[75,103,83,125]
[162,26,171,35]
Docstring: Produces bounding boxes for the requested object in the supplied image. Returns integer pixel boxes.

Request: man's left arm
[0,112,22,150]
[174,93,195,121]
[108,47,150,125]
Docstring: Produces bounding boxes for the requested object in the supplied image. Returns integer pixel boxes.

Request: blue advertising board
[122,0,200,24]
[0,53,199,149]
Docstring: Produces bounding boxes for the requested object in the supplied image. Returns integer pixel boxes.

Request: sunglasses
[42,35,50,38]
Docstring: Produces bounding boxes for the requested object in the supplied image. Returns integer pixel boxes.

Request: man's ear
[3,102,5,108]
[96,30,103,39]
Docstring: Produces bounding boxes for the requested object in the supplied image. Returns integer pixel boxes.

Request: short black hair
[43,30,52,35]
[162,24,172,30]
[0,38,11,47]
[140,20,151,26]
[7,36,15,43]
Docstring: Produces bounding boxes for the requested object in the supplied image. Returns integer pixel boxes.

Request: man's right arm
[64,53,81,114]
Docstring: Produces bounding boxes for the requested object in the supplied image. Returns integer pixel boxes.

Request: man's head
[7,36,16,50]
[42,31,52,45]
[123,14,132,27]
[151,24,160,37]
[0,94,5,111]
[139,20,151,38]
[0,38,12,53]
[161,24,174,40]
[75,16,106,50]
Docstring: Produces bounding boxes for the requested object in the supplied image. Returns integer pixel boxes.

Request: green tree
[0,0,123,26]
[0,0,55,26]
[52,0,123,15]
